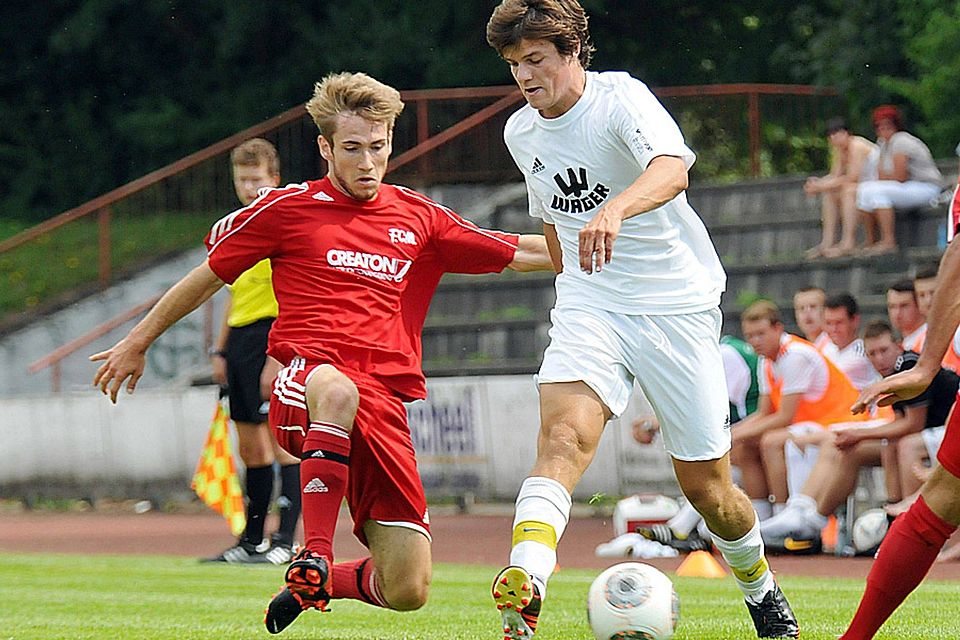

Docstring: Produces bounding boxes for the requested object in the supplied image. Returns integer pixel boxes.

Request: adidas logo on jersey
[531,157,545,174]
[303,478,329,493]
[312,190,335,202]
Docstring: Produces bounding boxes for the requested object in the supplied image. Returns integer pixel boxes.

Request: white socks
[509,477,572,599]
[709,516,776,604]
[668,501,703,537]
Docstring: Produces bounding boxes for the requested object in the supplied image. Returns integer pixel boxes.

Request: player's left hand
[90,338,147,404]
[579,205,622,273]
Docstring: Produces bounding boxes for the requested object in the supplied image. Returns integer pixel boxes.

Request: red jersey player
[91,71,552,634]
[846,228,960,638]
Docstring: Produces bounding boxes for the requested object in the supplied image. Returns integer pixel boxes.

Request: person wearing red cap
[855,105,942,256]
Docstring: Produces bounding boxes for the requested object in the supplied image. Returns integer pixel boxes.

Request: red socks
[841,496,956,639]
[332,557,389,607]
[299,422,351,559]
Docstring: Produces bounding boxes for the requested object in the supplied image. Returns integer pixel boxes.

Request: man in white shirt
[793,286,836,356]
[485,2,797,638]
[822,292,880,390]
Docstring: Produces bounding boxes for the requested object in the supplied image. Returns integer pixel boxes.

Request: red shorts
[270,358,430,546]
[938,393,960,478]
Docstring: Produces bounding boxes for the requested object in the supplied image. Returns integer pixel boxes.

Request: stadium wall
[0,376,679,503]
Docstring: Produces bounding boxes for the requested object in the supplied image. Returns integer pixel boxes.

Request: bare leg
[881,438,903,504]
[837,183,861,252]
[759,428,793,503]
[869,207,897,253]
[730,437,768,500]
[808,192,839,258]
[814,441,882,516]
[861,210,877,248]
[674,455,754,540]
[364,522,432,610]
[897,433,929,497]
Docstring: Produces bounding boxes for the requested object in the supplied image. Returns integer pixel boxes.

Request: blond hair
[741,300,781,325]
[486,0,595,68]
[230,138,279,176]
[305,72,405,141]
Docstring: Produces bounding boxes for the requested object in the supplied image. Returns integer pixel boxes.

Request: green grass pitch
[1,553,957,639]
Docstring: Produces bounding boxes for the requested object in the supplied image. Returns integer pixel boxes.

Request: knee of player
[305,365,359,428]
[382,575,431,611]
[758,430,786,455]
[541,420,594,457]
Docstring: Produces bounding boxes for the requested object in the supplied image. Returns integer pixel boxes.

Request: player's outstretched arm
[854,238,960,413]
[506,234,556,272]
[578,155,688,274]
[90,261,225,403]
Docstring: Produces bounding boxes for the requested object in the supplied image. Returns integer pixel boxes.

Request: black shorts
[225,317,274,423]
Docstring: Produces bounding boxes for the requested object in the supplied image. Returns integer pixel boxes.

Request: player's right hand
[90,338,147,404]
[851,368,935,414]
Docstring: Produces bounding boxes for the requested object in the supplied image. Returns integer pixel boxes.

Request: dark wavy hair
[486,0,595,68]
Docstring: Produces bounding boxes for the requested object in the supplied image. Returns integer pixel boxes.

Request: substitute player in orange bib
[92,71,553,635]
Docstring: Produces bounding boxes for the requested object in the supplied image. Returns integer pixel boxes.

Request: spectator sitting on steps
[856,105,943,257]
[804,117,877,259]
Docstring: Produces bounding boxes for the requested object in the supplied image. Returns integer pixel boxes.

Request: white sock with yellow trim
[708,515,776,605]
[509,476,571,600]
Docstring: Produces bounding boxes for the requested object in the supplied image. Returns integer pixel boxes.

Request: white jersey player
[485,1,798,639]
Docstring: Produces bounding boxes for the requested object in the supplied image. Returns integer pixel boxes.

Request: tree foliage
[0,1,950,224]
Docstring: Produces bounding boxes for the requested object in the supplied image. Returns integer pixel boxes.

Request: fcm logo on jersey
[389,228,417,245]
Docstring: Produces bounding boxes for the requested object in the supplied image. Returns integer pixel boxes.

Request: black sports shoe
[264,550,331,634]
[202,540,261,564]
[638,523,713,552]
[746,584,800,638]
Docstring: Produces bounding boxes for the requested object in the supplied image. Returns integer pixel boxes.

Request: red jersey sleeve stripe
[394,185,519,250]
[207,183,310,254]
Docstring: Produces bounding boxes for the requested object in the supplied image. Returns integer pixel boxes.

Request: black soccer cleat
[746,584,800,638]
[202,540,261,564]
[264,550,331,634]
[637,523,713,553]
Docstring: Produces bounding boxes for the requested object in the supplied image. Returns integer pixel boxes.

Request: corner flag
[191,400,246,536]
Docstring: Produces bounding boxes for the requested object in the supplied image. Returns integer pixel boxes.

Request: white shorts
[856,180,940,212]
[536,305,730,461]
[923,425,946,461]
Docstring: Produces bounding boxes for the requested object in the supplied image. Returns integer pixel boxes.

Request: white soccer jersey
[504,71,725,315]
[758,334,829,403]
[828,338,880,390]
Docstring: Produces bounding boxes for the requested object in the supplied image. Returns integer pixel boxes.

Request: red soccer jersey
[205,177,518,400]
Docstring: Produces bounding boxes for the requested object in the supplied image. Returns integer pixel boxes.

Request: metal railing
[20,83,839,391]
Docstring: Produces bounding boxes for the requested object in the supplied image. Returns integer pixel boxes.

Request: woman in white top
[857,104,943,256]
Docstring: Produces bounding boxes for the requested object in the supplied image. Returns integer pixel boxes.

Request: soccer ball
[587,562,679,640]
[852,508,890,555]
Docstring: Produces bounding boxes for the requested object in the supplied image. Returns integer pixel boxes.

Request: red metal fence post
[98,206,111,289]
[748,91,761,178]
[417,99,431,179]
